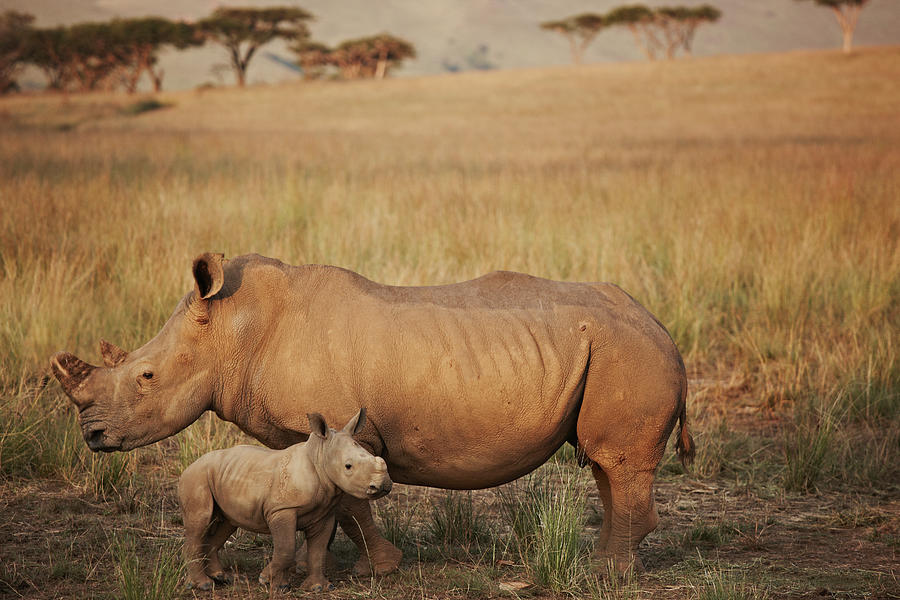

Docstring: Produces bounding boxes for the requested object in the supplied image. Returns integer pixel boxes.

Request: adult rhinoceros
[51,252,693,575]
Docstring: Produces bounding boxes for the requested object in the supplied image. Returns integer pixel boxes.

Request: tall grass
[428,491,489,548]
[113,535,183,600]
[498,465,592,593]
[1,48,898,496]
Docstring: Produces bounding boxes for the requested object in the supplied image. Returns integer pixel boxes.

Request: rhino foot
[300,576,333,592]
[592,549,642,578]
[209,570,233,584]
[352,542,402,576]
[186,579,213,592]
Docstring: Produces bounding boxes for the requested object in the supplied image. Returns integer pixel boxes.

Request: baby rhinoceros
[178,408,391,592]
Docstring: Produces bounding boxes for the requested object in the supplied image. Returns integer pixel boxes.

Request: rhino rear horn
[99,339,129,368]
[50,352,97,407]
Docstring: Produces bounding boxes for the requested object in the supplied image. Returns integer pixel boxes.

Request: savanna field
[1,47,898,599]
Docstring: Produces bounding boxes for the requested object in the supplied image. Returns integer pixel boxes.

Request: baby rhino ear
[342,407,366,436]
[307,413,329,439]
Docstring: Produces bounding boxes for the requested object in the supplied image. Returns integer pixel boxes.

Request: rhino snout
[366,479,392,498]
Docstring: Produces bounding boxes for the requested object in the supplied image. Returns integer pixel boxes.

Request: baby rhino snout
[367,457,392,499]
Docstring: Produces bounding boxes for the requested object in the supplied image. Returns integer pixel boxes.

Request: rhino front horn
[50,352,97,407]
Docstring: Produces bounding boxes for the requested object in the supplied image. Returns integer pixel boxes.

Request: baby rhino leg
[204,517,236,584]
[259,511,298,591]
[180,481,216,591]
[300,515,336,592]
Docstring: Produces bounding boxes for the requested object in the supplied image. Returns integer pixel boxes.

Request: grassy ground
[1,46,898,598]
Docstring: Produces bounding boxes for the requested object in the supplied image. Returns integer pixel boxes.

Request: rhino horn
[50,352,98,408]
[99,339,129,368]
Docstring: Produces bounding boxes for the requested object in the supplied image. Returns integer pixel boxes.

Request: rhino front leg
[299,515,335,592]
[260,511,297,591]
[336,495,402,576]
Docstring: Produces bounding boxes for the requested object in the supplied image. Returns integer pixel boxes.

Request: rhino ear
[307,413,329,439]
[342,407,366,436]
[192,253,225,300]
[99,339,128,368]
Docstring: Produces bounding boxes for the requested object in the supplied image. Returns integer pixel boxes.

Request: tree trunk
[150,67,163,92]
[567,35,582,65]
[375,58,387,79]
[842,28,853,53]
[831,5,862,54]
[629,25,655,61]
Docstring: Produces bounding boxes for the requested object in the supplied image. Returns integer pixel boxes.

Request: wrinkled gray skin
[179,409,391,592]
[51,252,693,575]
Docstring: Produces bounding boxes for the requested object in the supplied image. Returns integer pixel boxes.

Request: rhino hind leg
[576,359,682,576]
[589,463,659,575]
[204,517,237,583]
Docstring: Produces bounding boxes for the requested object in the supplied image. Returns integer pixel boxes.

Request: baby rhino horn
[99,339,129,368]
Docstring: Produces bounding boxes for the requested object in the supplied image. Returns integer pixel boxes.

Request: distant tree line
[541,0,876,64]
[542,4,722,64]
[0,6,417,94]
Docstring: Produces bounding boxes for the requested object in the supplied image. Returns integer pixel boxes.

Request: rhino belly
[359,308,593,488]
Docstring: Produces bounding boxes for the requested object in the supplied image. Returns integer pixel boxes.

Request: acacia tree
[540,13,606,65]
[0,10,34,93]
[369,34,416,79]
[605,5,659,60]
[656,5,721,58]
[198,7,312,87]
[292,41,331,79]
[796,0,871,53]
[324,34,416,80]
[606,4,721,60]
[22,27,71,90]
[109,18,200,93]
[64,22,123,92]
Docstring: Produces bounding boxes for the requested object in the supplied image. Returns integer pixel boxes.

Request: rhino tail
[674,378,695,468]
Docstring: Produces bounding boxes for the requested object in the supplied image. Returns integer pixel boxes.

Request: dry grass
[1,46,898,598]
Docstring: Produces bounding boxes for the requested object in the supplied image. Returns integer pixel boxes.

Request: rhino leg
[336,496,402,576]
[180,479,216,590]
[299,515,335,592]
[294,540,339,574]
[590,464,614,553]
[576,356,681,576]
[204,518,236,583]
[261,511,297,590]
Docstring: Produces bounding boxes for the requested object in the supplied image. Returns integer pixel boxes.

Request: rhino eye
[142,371,154,380]
[345,463,352,470]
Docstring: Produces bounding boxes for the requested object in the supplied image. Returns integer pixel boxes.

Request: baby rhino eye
[142,372,154,380]
[345,463,352,470]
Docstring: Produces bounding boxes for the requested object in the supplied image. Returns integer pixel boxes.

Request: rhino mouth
[366,480,393,499]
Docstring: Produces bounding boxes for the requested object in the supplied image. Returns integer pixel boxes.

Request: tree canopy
[605,4,721,60]
[540,13,607,65]
[795,0,870,53]
[292,33,416,80]
[109,18,201,92]
[0,10,34,93]
[198,7,313,86]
